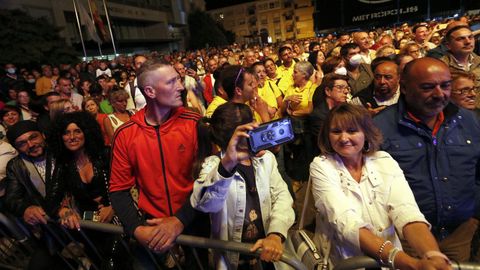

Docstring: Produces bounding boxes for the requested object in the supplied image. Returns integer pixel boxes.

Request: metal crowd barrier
[81,220,308,270]
[1,211,479,270]
[333,256,480,270]
[0,212,307,270]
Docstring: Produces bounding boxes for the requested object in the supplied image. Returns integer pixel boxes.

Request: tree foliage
[187,8,229,49]
[0,9,79,65]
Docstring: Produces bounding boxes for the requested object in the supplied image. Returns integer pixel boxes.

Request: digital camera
[247,118,295,153]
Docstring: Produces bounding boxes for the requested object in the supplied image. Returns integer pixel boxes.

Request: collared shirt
[373,99,480,238]
[284,81,316,112]
[374,86,400,107]
[310,152,428,265]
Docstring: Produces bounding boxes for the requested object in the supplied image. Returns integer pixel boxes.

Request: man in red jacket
[202,58,218,105]
[109,60,207,268]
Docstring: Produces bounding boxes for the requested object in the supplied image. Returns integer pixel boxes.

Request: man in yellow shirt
[35,66,57,96]
[276,46,295,94]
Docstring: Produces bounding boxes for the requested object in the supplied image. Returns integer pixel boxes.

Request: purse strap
[299,176,333,270]
[298,176,312,230]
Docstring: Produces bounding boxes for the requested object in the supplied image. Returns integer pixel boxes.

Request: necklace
[75,156,90,171]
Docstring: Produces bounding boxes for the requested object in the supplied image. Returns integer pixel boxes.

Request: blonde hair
[49,99,73,121]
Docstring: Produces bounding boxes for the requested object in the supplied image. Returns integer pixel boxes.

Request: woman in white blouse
[310,103,450,270]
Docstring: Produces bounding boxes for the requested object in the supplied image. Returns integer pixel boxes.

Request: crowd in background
[0,12,480,270]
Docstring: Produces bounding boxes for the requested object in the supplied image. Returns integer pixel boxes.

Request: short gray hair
[294,61,314,79]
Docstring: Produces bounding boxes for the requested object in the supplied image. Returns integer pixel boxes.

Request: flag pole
[87,0,103,57]
[72,0,87,59]
[102,0,117,56]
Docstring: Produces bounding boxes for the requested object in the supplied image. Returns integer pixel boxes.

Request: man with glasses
[4,121,60,268]
[374,57,480,262]
[351,57,400,115]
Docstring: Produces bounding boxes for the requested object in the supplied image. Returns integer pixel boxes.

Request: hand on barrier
[134,216,184,254]
[97,205,114,223]
[59,207,81,230]
[415,257,452,270]
[23,205,48,226]
[250,233,284,262]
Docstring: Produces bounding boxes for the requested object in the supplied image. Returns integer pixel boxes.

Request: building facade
[2,0,205,56]
[208,0,314,44]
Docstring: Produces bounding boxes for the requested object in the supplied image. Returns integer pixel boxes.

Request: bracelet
[377,240,392,265]
[424,251,451,265]
[387,247,401,270]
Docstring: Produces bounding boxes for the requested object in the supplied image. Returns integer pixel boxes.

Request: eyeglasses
[234,68,245,87]
[15,132,41,149]
[451,86,478,96]
[333,84,351,92]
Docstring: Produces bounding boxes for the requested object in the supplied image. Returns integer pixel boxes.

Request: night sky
[205,0,255,10]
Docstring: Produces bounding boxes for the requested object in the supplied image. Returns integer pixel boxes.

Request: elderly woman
[450,71,480,117]
[310,73,350,154]
[310,104,450,270]
[400,42,422,59]
[281,61,316,183]
[191,102,294,270]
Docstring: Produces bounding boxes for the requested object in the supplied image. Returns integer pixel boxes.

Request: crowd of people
[0,13,480,270]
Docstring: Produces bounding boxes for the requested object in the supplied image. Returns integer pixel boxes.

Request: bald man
[374,57,480,262]
[109,60,208,269]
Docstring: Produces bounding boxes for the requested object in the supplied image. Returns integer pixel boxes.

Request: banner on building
[76,0,102,43]
[88,0,110,42]
[314,0,461,32]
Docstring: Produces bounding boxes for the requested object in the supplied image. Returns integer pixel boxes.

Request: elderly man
[352,31,376,64]
[374,57,480,262]
[351,57,400,115]
[109,60,208,269]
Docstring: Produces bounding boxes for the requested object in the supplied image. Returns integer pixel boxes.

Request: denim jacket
[190,151,295,270]
[373,98,480,239]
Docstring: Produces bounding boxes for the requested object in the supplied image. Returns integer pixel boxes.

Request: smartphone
[83,211,100,222]
[247,118,295,153]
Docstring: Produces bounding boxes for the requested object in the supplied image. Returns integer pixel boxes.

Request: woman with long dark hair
[46,111,118,267]
[47,111,112,226]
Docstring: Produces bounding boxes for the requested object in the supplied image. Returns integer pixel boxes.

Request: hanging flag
[76,0,102,44]
[89,0,110,42]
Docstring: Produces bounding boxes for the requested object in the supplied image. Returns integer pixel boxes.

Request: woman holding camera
[191,102,295,270]
[310,104,450,270]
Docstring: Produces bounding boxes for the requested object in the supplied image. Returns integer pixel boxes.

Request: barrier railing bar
[40,223,90,270]
[333,256,480,270]
[80,220,308,270]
